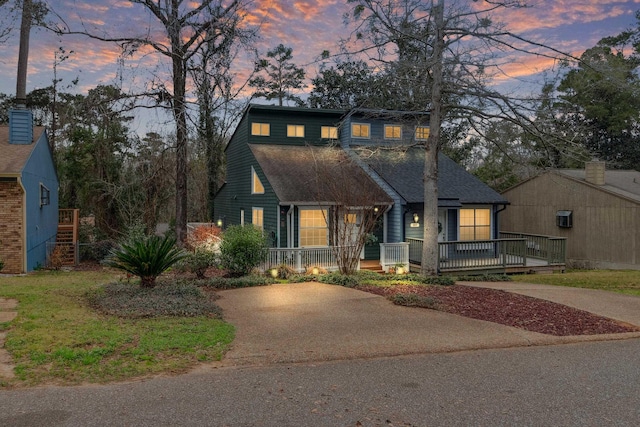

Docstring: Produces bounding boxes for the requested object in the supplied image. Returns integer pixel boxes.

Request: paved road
[1,339,640,426]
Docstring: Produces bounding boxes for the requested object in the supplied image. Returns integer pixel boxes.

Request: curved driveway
[215,282,640,366]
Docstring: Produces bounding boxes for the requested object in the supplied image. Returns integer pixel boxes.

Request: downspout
[495,203,508,239]
[17,176,28,273]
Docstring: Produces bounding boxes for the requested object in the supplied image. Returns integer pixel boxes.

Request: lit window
[300,209,328,247]
[384,125,402,139]
[344,213,357,224]
[40,183,50,207]
[415,126,430,140]
[321,126,338,139]
[251,122,270,136]
[251,166,264,194]
[287,124,305,137]
[351,123,370,139]
[252,207,264,230]
[459,209,491,241]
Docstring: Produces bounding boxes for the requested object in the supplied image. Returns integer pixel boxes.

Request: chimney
[585,161,606,186]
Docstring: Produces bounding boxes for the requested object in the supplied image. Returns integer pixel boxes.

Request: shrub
[391,293,438,309]
[318,272,360,288]
[271,263,296,279]
[201,275,275,289]
[79,240,115,263]
[219,225,268,277]
[412,274,455,286]
[88,280,222,318]
[104,235,187,288]
[187,225,222,253]
[180,250,217,279]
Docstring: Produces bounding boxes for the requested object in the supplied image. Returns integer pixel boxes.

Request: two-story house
[213,104,509,271]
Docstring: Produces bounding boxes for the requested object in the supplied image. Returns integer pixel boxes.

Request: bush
[318,272,360,288]
[412,274,455,286]
[201,275,275,289]
[391,293,438,309]
[187,225,222,253]
[219,225,268,277]
[104,235,187,288]
[88,280,222,318]
[79,240,115,263]
[179,250,217,279]
[270,263,296,279]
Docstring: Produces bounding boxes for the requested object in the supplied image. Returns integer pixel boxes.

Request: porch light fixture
[412,213,419,223]
[216,218,223,227]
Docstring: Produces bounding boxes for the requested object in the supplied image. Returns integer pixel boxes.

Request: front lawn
[0,270,234,387]
[511,270,640,296]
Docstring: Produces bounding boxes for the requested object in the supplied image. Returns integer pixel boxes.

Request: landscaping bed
[357,283,640,336]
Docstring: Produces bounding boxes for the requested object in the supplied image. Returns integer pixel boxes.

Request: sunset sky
[1,0,639,128]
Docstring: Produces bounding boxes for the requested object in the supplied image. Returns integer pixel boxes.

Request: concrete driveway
[214,282,630,366]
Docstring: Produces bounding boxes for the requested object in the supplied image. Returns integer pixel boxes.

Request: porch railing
[263,246,358,273]
[379,242,409,272]
[499,232,566,265]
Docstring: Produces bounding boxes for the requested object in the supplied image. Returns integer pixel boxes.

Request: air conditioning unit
[556,210,573,228]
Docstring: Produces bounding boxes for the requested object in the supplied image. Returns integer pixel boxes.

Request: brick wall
[0,181,24,274]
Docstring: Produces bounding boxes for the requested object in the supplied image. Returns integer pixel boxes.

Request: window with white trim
[287,124,305,137]
[415,126,430,140]
[384,125,402,139]
[40,183,50,207]
[251,122,270,136]
[300,209,328,247]
[251,166,264,194]
[252,207,264,230]
[321,126,338,139]
[351,123,370,139]
[459,208,491,241]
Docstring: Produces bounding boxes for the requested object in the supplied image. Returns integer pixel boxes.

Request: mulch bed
[357,284,640,336]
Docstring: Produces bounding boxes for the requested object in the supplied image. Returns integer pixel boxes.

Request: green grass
[0,270,234,387]
[512,269,640,296]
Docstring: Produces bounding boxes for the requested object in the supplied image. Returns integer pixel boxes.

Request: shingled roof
[0,126,45,176]
[556,169,640,203]
[356,147,508,205]
[249,144,393,206]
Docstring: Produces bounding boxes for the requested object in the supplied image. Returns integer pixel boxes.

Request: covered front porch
[263,232,566,275]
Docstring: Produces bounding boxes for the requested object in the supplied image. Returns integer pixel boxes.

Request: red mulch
[357,284,640,336]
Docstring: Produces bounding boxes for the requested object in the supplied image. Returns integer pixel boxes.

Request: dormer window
[384,125,402,140]
[40,183,50,207]
[251,122,270,136]
[415,126,430,140]
[287,125,305,138]
[352,123,370,139]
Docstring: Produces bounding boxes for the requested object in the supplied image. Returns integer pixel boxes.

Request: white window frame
[251,166,265,194]
[299,208,329,247]
[351,123,370,139]
[251,122,270,136]
[252,207,264,230]
[287,124,305,138]
[384,124,402,140]
[321,126,338,139]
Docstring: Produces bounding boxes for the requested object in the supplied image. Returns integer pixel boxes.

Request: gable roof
[0,126,46,176]
[357,147,508,205]
[555,169,640,203]
[249,144,393,206]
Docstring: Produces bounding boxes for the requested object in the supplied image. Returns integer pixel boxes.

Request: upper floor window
[321,126,338,139]
[384,125,402,139]
[287,124,305,138]
[415,126,430,140]
[351,123,370,139]
[251,166,265,194]
[251,122,270,136]
[459,208,491,241]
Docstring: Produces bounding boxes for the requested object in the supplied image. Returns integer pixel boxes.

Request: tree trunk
[421,0,444,276]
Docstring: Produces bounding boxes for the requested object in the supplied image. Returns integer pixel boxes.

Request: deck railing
[379,242,409,272]
[499,232,566,265]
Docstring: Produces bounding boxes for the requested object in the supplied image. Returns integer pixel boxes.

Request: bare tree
[50,0,253,244]
[345,0,576,275]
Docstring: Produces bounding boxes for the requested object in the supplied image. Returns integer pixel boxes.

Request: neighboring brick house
[0,109,59,273]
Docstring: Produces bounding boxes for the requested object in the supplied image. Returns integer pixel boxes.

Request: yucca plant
[105,235,187,288]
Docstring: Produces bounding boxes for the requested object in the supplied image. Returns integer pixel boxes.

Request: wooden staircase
[53,209,79,266]
[360,260,385,274]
